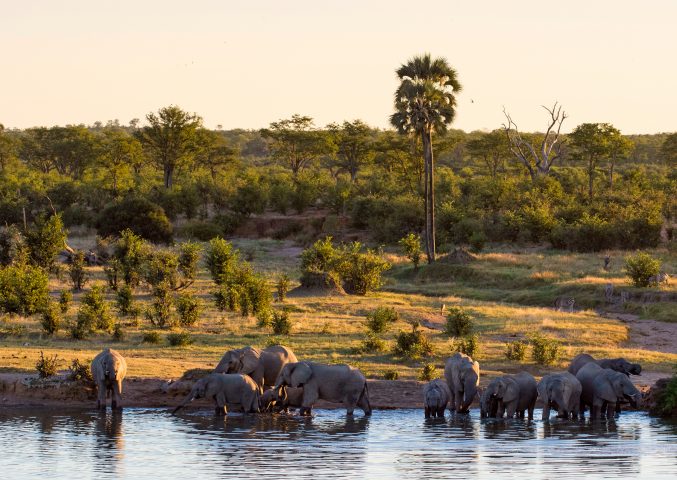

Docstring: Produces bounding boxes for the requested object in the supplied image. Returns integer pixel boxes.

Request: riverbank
[0,372,666,411]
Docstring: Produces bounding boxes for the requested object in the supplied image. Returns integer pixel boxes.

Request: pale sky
[1,0,675,133]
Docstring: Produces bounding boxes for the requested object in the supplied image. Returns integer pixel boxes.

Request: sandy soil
[607,313,677,355]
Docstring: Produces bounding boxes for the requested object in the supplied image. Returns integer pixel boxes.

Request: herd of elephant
[90,346,642,421]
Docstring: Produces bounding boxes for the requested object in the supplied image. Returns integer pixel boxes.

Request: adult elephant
[444,352,480,414]
[481,372,537,419]
[172,373,260,416]
[567,353,641,377]
[91,348,127,410]
[576,362,641,419]
[537,372,582,420]
[214,345,297,390]
[274,362,371,416]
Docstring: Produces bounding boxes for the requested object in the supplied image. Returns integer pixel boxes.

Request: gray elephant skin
[91,348,127,410]
[173,373,260,415]
[537,372,582,420]
[576,362,641,419]
[444,352,480,413]
[260,386,304,413]
[568,353,641,377]
[423,379,451,418]
[214,345,297,390]
[480,372,537,419]
[274,362,371,416]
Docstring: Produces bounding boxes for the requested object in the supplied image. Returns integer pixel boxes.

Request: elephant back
[261,345,298,387]
[567,353,596,376]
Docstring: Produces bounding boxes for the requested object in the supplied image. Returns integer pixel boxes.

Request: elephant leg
[542,402,551,421]
[505,403,516,419]
[97,382,106,409]
[357,387,371,416]
[615,403,622,415]
[449,391,456,413]
[437,407,446,417]
[606,402,616,419]
[215,392,228,416]
[425,407,431,419]
[302,386,319,412]
[111,381,122,410]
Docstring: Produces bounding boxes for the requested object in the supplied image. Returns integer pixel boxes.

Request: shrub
[104,258,121,290]
[398,233,422,269]
[359,332,387,353]
[59,289,72,313]
[0,263,49,315]
[25,214,67,270]
[205,237,239,284]
[113,229,149,288]
[469,231,487,253]
[335,242,391,295]
[143,249,179,289]
[69,250,88,291]
[167,331,193,347]
[142,331,162,344]
[68,358,93,383]
[455,334,480,357]
[145,282,175,328]
[505,340,529,361]
[35,351,60,378]
[625,252,661,287]
[383,369,399,380]
[116,285,135,316]
[365,306,398,334]
[300,237,339,274]
[654,370,677,417]
[96,197,173,243]
[178,220,223,241]
[444,307,474,337]
[178,242,202,286]
[112,323,125,342]
[270,310,292,335]
[82,285,114,331]
[0,224,27,266]
[530,334,560,365]
[419,363,439,381]
[394,323,433,359]
[176,293,202,327]
[40,301,62,335]
[276,273,291,302]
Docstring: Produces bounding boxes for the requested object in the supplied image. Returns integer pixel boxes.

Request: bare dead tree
[502,102,567,181]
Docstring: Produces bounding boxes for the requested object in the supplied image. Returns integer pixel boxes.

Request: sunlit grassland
[1,239,675,380]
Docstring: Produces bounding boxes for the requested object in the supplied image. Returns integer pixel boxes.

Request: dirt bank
[0,372,665,411]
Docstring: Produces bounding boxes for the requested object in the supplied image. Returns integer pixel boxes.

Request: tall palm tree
[390,54,461,263]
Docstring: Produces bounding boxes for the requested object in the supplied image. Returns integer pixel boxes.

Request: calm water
[0,408,675,479]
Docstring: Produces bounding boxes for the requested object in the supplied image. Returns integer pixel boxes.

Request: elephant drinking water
[444,352,480,414]
[173,373,260,416]
[91,348,127,410]
[214,345,297,390]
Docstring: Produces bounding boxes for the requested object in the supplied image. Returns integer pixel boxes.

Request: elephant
[481,372,537,419]
[259,386,304,413]
[214,345,297,390]
[423,379,451,418]
[576,362,641,419]
[274,362,372,416]
[91,348,127,410]
[444,352,480,414]
[172,373,260,416]
[537,372,582,420]
[567,353,641,377]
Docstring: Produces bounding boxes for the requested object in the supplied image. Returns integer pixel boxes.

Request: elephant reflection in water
[93,411,125,469]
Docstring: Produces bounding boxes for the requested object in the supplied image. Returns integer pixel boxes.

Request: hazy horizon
[2,0,676,134]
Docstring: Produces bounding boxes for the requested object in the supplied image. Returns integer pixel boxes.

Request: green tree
[606,128,633,190]
[97,127,144,193]
[326,120,375,182]
[138,105,203,188]
[43,125,98,179]
[659,132,677,166]
[466,129,510,177]
[25,214,67,271]
[194,129,238,180]
[570,123,616,199]
[0,124,18,171]
[261,114,335,176]
[390,54,462,263]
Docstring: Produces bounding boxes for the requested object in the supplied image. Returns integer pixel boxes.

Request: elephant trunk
[460,384,477,412]
[172,393,195,415]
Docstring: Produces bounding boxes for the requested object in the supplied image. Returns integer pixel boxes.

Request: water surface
[0,408,675,479]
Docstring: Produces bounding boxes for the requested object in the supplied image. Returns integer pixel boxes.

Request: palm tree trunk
[422,130,435,263]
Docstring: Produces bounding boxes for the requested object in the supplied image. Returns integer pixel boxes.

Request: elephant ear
[239,347,261,375]
[290,362,312,388]
[502,379,519,404]
[597,375,618,403]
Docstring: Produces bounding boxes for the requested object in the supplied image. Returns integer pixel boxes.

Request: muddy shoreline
[0,373,664,412]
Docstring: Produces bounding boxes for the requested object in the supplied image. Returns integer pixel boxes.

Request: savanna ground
[1,235,675,391]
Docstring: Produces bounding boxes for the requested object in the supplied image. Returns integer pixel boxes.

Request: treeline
[0,106,675,251]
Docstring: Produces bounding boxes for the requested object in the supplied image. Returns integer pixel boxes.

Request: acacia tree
[390,54,462,263]
[97,127,144,193]
[466,129,510,177]
[374,132,424,195]
[326,120,375,182]
[261,114,334,176]
[138,106,202,188]
[570,123,617,200]
[502,103,567,181]
[606,127,633,190]
[194,129,238,180]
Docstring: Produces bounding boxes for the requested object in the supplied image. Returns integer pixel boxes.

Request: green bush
[142,331,162,344]
[270,310,292,335]
[276,273,291,302]
[419,363,439,381]
[145,282,175,328]
[25,214,67,271]
[116,285,135,316]
[68,358,93,383]
[0,225,27,266]
[365,306,398,334]
[59,289,72,313]
[176,293,202,327]
[0,263,49,315]
[398,233,422,269]
[394,323,433,359]
[104,258,121,290]
[529,334,560,365]
[444,307,474,337]
[113,229,149,288]
[625,252,661,287]
[335,242,391,295]
[167,331,193,347]
[359,332,387,353]
[82,285,113,331]
[143,249,179,289]
[35,351,60,378]
[455,334,480,357]
[178,242,202,285]
[96,197,173,243]
[40,301,62,335]
[383,369,399,380]
[300,237,339,274]
[177,220,223,241]
[205,237,239,284]
[68,250,88,291]
[469,231,487,253]
[112,323,125,342]
[654,370,677,417]
[505,340,529,361]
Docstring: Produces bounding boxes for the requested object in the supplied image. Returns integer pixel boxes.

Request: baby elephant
[537,372,582,420]
[91,348,127,410]
[482,372,537,419]
[260,386,304,413]
[423,379,451,418]
[173,373,260,416]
